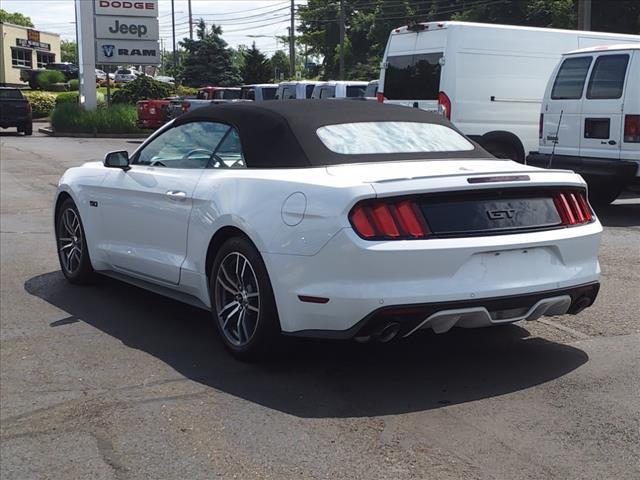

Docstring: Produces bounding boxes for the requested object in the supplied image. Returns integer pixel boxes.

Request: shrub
[111,75,174,104]
[55,91,106,106]
[51,103,143,134]
[69,79,79,91]
[22,91,56,118]
[176,85,198,97]
[37,70,66,91]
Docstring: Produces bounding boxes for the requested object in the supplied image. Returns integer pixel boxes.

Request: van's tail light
[553,191,593,226]
[539,113,544,139]
[438,91,451,120]
[376,92,384,103]
[349,199,431,240]
[623,114,640,143]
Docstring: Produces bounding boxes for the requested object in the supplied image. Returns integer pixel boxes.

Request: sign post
[75,0,97,110]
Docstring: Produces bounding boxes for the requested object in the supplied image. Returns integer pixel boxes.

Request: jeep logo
[108,19,148,37]
[487,209,516,220]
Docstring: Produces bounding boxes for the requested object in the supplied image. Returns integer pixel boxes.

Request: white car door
[100,121,230,285]
[579,52,631,160]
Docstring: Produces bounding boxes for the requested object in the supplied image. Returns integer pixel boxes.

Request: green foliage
[241,43,272,85]
[111,75,174,104]
[176,85,198,97]
[179,20,242,87]
[51,104,143,134]
[0,9,34,27]
[270,50,290,81]
[36,70,66,91]
[68,79,79,91]
[22,91,56,118]
[54,91,106,106]
[61,40,78,64]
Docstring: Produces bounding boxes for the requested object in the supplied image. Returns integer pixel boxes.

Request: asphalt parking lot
[1,132,639,480]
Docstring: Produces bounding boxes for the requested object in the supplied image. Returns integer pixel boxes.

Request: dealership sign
[94,0,157,17]
[96,39,160,64]
[93,0,159,65]
[95,16,158,40]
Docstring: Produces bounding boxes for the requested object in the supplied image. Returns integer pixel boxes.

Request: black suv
[0,88,33,135]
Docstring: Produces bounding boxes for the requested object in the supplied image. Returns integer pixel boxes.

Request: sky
[1,0,302,55]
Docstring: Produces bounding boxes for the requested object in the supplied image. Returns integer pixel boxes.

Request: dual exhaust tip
[355,321,401,344]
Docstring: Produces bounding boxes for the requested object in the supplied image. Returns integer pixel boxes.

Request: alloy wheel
[57,208,83,275]
[215,252,261,347]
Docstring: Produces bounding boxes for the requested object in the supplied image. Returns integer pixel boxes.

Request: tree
[60,40,77,64]
[179,20,241,87]
[270,50,290,81]
[241,43,272,84]
[0,9,34,27]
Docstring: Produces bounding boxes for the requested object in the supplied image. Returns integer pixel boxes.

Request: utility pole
[339,0,345,80]
[577,0,592,31]
[188,0,193,40]
[289,0,295,78]
[171,0,176,73]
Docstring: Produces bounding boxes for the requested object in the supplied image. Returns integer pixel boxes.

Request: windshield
[384,53,443,100]
[316,121,474,155]
[0,89,24,100]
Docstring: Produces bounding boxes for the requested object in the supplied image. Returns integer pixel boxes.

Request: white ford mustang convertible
[54,101,601,359]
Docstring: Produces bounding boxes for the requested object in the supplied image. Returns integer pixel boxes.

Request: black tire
[209,236,280,361]
[23,123,33,136]
[483,141,520,162]
[55,198,95,284]
[588,184,624,206]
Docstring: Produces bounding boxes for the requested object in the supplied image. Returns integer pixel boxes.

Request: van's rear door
[541,55,592,157]
[579,52,630,160]
[381,28,445,111]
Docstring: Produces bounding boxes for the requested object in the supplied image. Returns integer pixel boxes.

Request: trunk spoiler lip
[371,169,574,184]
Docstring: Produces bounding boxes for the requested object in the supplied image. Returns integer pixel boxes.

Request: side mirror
[104,151,130,171]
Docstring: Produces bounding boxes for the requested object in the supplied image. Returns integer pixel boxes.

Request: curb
[38,127,148,139]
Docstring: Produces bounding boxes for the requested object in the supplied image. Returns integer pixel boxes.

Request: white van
[275,81,318,100]
[378,21,639,161]
[527,44,640,204]
[311,81,369,99]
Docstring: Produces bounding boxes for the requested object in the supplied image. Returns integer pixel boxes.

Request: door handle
[166,190,187,201]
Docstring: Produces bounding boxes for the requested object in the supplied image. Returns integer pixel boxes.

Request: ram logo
[102,44,115,58]
[487,209,516,220]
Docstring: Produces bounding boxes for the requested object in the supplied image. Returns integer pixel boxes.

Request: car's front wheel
[55,198,95,284]
[210,236,280,361]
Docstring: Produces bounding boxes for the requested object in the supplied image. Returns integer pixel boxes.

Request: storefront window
[36,51,55,68]
[11,48,32,68]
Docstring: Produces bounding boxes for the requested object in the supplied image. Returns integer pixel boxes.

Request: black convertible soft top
[174,100,493,168]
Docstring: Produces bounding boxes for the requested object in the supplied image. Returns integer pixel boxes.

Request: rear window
[117,69,131,75]
[220,90,240,100]
[305,84,315,98]
[262,87,277,100]
[346,85,366,98]
[551,57,592,100]
[383,53,443,100]
[0,89,24,100]
[586,54,629,99]
[316,121,474,155]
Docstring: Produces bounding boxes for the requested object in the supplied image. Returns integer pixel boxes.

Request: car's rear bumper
[526,152,640,183]
[263,221,602,336]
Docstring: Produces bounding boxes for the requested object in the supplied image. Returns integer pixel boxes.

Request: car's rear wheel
[210,236,280,361]
[55,198,95,284]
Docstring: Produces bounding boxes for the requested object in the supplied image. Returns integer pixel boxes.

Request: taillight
[376,92,384,103]
[349,199,430,240]
[181,102,190,112]
[438,91,451,120]
[553,191,593,226]
[623,114,640,143]
[26,102,32,113]
[539,113,544,139]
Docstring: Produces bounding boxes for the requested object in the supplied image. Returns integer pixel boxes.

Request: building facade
[0,23,61,86]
